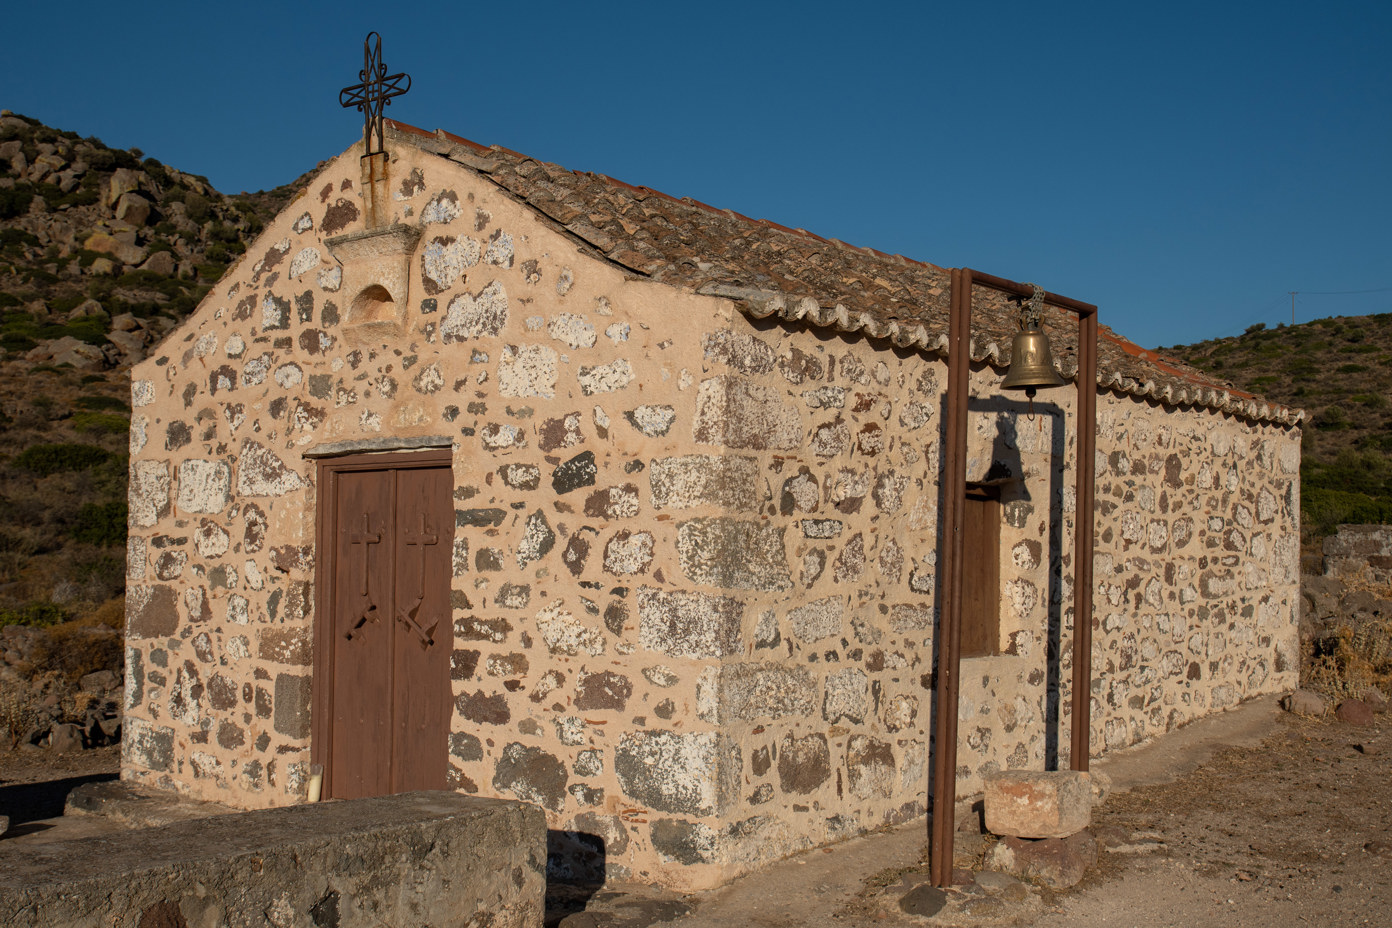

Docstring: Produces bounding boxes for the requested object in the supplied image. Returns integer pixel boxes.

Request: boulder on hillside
[140,250,176,276]
[26,336,106,369]
[68,298,107,319]
[106,328,147,361]
[115,191,152,226]
[84,231,146,266]
[106,168,143,208]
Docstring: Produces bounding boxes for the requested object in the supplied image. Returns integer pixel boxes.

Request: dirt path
[569,703,1391,928]
[4,709,1389,928]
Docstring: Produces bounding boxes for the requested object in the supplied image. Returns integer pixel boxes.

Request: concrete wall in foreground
[0,792,545,928]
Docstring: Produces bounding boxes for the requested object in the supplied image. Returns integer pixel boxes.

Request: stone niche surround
[121,137,1302,891]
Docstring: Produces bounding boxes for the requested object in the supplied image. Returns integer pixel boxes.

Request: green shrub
[73,394,129,413]
[1337,363,1368,374]
[0,601,69,628]
[14,443,112,476]
[71,412,130,434]
[73,501,128,547]
[0,183,36,220]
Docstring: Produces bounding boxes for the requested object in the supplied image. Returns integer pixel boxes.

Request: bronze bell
[1001,321,1066,397]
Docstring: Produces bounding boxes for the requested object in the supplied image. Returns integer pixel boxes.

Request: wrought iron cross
[339,32,411,156]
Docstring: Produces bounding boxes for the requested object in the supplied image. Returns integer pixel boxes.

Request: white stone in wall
[537,603,605,656]
[176,460,232,514]
[484,230,513,267]
[318,265,342,292]
[421,191,461,224]
[195,521,231,558]
[242,353,272,388]
[788,596,844,642]
[289,247,321,279]
[442,281,509,341]
[548,313,596,349]
[578,359,634,395]
[235,440,304,497]
[244,560,263,591]
[481,423,525,451]
[605,322,629,344]
[132,380,155,407]
[627,405,675,437]
[226,635,250,660]
[224,334,245,358]
[130,416,147,455]
[274,363,304,389]
[499,344,559,399]
[422,237,478,292]
[194,334,217,358]
[128,461,170,528]
[127,536,146,580]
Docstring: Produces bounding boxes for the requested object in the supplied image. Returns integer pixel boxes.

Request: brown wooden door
[315,451,453,799]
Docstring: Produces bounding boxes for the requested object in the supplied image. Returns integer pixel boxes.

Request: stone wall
[1323,524,1392,588]
[122,139,1301,890]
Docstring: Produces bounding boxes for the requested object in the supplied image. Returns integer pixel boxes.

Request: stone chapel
[121,120,1303,889]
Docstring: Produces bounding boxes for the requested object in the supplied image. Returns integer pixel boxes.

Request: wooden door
[314,450,453,799]
[960,485,1001,658]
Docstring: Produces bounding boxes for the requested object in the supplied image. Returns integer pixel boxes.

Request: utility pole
[1290,291,1297,326]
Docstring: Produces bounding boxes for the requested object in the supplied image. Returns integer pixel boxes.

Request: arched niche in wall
[325,224,423,346]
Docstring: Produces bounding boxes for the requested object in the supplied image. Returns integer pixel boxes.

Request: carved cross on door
[345,512,382,640]
[397,513,441,648]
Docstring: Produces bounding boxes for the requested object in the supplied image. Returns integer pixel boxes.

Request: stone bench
[0,791,544,928]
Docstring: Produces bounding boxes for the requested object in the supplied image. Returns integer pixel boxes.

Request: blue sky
[5,0,1389,350]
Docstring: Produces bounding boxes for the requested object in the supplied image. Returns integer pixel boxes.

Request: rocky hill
[1164,318,1392,546]
[0,109,314,646]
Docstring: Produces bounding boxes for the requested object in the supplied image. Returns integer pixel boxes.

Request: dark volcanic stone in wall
[457,690,511,725]
[492,743,568,812]
[574,671,633,711]
[450,732,484,763]
[650,819,716,865]
[552,452,597,494]
[127,585,179,638]
[272,674,311,738]
[777,732,831,794]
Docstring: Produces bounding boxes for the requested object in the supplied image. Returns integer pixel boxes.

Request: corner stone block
[649,454,763,513]
[615,730,723,816]
[676,518,791,592]
[128,460,171,528]
[126,584,179,638]
[984,770,1093,839]
[272,673,312,739]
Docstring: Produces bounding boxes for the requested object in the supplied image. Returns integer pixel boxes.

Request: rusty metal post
[1069,308,1098,771]
[930,268,972,886]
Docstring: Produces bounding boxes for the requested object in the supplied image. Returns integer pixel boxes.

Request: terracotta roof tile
[383,121,1301,426]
